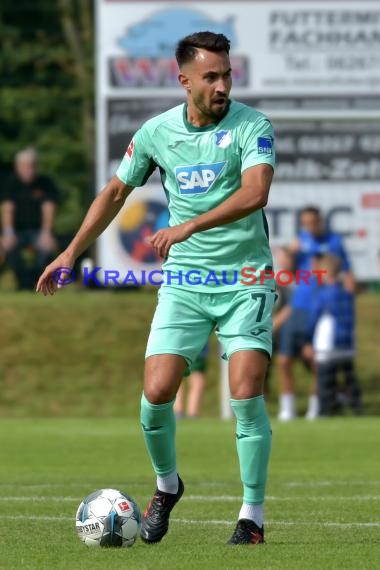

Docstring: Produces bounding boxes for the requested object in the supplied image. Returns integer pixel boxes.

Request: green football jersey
[116,100,276,292]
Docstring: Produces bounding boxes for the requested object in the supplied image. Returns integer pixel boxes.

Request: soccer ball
[75,488,141,547]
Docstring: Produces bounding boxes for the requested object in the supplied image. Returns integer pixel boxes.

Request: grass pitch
[0,290,379,417]
[0,417,379,569]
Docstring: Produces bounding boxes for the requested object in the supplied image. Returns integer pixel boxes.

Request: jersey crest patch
[215,130,232,149]
[175,161,226,195]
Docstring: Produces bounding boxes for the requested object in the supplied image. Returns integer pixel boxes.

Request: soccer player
[36,32,276,545]
[277,206,356,421]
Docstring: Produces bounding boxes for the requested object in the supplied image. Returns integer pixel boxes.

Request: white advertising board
[96,0,380,282]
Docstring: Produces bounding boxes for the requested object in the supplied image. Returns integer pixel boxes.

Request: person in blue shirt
[303,253,361,416]
[277,206,356,421]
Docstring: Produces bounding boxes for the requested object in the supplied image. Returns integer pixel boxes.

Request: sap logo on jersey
[175,161,226,195]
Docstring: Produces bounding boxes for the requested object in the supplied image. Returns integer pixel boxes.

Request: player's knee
[143,383,175,405]
[143,366,179,404]
[144,355,186,404]
[230,373,265,400]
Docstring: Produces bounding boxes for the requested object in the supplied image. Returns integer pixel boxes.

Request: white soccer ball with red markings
[75,488,141,547]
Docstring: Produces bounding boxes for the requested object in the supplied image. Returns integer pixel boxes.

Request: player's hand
[36,251,75,296]
[36,230,57,252]
[149,222,194,259]
[0,241,6,265]
[302,343,314,363]
[2,233,18,252]
[288,238,300,254]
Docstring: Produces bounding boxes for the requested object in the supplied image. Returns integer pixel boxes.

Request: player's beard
[193,93,229,122]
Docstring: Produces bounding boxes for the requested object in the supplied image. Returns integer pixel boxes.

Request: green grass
[0,257,378,568]
[0,417,379,569]
[0,289,379,417]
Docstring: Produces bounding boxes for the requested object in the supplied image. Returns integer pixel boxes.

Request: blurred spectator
[0,240,5,275]
[174,344,208,418]
[265,246,293,398]
[272,246,294,335]
[1,148,59,290]
[304,253,362,416]
[277,206,356,421]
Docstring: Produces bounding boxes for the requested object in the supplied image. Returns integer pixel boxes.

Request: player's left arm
[37,201,58,251]
[343,270,356,294]
[337,235,356,294]
[302,292,324,361]
[150,163,273,258]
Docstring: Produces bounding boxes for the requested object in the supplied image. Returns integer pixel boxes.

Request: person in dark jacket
[1,148,59,289]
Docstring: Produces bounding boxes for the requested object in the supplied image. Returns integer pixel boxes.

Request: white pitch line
[1,515,379,528]
[1,480,379,490]
[1,515,73,521]
[0,496,81,502]
[285,481,380,487]
[0,482,160,489]
[2,495,380,502]
[183,495,380,502]
[172,519,380,528]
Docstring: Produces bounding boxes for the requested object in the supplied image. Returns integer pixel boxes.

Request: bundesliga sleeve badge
[125,139,135,161]
[257,136,273,154]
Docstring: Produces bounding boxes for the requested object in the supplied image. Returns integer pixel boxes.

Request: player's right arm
[336,236,356,294]
[288,238,300,254]
[343,270,356,294]
[273,304,292,334]
[36,176,134,295]
[37,127,155,296]
[1,200,18,251]
[1,176,18,251]
[302,291,324,361]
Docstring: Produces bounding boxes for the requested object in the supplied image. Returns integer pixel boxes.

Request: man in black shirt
[1,148,59,289]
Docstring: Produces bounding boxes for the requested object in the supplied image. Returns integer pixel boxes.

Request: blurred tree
[0,0,94,234]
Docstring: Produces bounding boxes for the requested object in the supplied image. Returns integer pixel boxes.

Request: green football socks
[230,395,272,505]
[140,393,177,478]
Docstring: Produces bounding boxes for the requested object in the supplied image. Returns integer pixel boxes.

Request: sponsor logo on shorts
[250,328,267,337]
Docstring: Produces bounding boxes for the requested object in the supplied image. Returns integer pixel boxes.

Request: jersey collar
[182,101,231,133]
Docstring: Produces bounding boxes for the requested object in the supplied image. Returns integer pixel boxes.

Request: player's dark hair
[175,31,230,67]
[300,206,321,218]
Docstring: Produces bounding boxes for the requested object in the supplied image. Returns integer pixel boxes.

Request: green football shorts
[145,286,276,367]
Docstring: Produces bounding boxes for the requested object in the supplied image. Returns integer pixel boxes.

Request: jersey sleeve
[240,116,276,173]
[116,126,156,187]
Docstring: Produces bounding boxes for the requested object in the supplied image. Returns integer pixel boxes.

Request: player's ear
[178,73,190,92]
